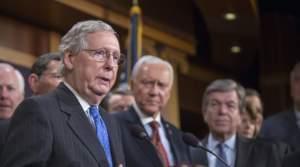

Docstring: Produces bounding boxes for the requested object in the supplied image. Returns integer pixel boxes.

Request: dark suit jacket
[0,119,9,154]
[190,135,280,167]
[282,151,300,167]
[260,110,300,152]
[113,106,191,167]
[0,83,125,167]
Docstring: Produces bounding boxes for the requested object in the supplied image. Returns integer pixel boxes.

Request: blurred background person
[260,62,300,152]
[27,52,63,95]
[0,63,25,152]
[192,79,280,167]
[103,83,134,112]
[238,88,263,138]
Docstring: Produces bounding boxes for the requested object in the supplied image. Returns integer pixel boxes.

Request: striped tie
[149,121,170,167]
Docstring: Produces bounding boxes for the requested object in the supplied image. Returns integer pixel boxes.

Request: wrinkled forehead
[207,90,239,101]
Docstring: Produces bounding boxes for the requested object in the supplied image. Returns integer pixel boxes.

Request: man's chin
[90,86,110,96]
[142,107,160,116]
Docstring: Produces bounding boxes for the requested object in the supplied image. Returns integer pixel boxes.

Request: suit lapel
[162,119,180,164]
[126,107,164,167]
[101,109,124,166]
[55,83,109,166]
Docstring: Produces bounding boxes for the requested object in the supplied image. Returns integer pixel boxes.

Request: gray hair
[0,63,25,95]
[59,20,117,55]
[131,55,174,86]
[202,79,245,113]
[31,52,63,77]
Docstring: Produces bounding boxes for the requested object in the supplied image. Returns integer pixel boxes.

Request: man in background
[114,55,191,167]
[260,62,300,152]
[193,79,279,167]
[0,63,25,152]
[28,52,63,95]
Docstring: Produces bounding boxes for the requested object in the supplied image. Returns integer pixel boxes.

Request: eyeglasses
[82,48,125,65]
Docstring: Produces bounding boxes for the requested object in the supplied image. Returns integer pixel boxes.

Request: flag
[124,0,142,83]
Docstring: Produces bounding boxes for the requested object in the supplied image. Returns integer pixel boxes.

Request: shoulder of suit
[162,120,177,129]
[264,110,294,124]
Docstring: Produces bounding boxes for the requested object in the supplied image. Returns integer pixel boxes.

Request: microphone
[183,133,230,167]
[130,125,149,140]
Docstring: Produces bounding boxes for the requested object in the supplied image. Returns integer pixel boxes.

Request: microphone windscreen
[183,132,200,147]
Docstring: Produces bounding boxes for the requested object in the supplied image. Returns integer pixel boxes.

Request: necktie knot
[89,105,99,119]
[150,121,160,130]
[217,143,225,150]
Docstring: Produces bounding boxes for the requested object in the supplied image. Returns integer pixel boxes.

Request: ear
[63,52,75,71]
[28,73,39,94]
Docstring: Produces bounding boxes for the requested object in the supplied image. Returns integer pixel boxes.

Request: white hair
[0,63,25,94]
[131,55,174,86]
[59,20,117,55]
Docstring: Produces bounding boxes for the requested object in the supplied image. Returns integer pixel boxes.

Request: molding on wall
[0,46,36,68]
[49,31,61,52]
[55,0,196,55]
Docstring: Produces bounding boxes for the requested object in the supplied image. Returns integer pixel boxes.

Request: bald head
[0,63,25,119]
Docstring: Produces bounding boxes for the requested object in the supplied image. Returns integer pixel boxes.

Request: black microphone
[130,125,149,140]
[183,133,230,167]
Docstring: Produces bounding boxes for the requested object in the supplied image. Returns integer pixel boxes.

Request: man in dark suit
[0,63,25,153]
[260,62,300,152]
[113,55,191,167]
[191,79,280,167]
[0,20,125,167]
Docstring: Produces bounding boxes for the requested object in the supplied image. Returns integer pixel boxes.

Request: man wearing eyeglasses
[0,20,125,167]
[28,52,63,95]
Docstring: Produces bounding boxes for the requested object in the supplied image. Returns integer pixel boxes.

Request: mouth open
[96,76,111,86]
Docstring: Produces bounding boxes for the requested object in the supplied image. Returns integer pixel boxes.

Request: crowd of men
[0,19,299,167]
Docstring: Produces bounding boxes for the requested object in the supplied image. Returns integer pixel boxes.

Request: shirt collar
[133,101,162,126]
[208,133,236,151]
[63,81,91,113]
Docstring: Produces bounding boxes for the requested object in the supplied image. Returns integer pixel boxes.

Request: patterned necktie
[215,143,228,167]
[89,105,113,167]
[149,121,170,167]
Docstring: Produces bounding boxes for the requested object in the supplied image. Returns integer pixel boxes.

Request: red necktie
[150,121,170,167]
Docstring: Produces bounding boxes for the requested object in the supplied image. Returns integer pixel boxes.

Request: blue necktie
[216,143,228,167]
[89,105,113,167]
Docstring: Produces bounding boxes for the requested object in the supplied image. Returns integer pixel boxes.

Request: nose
[218,104,228,114]
[0,87,9,99]
[103,55,115,71]
[149,83,160,96]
